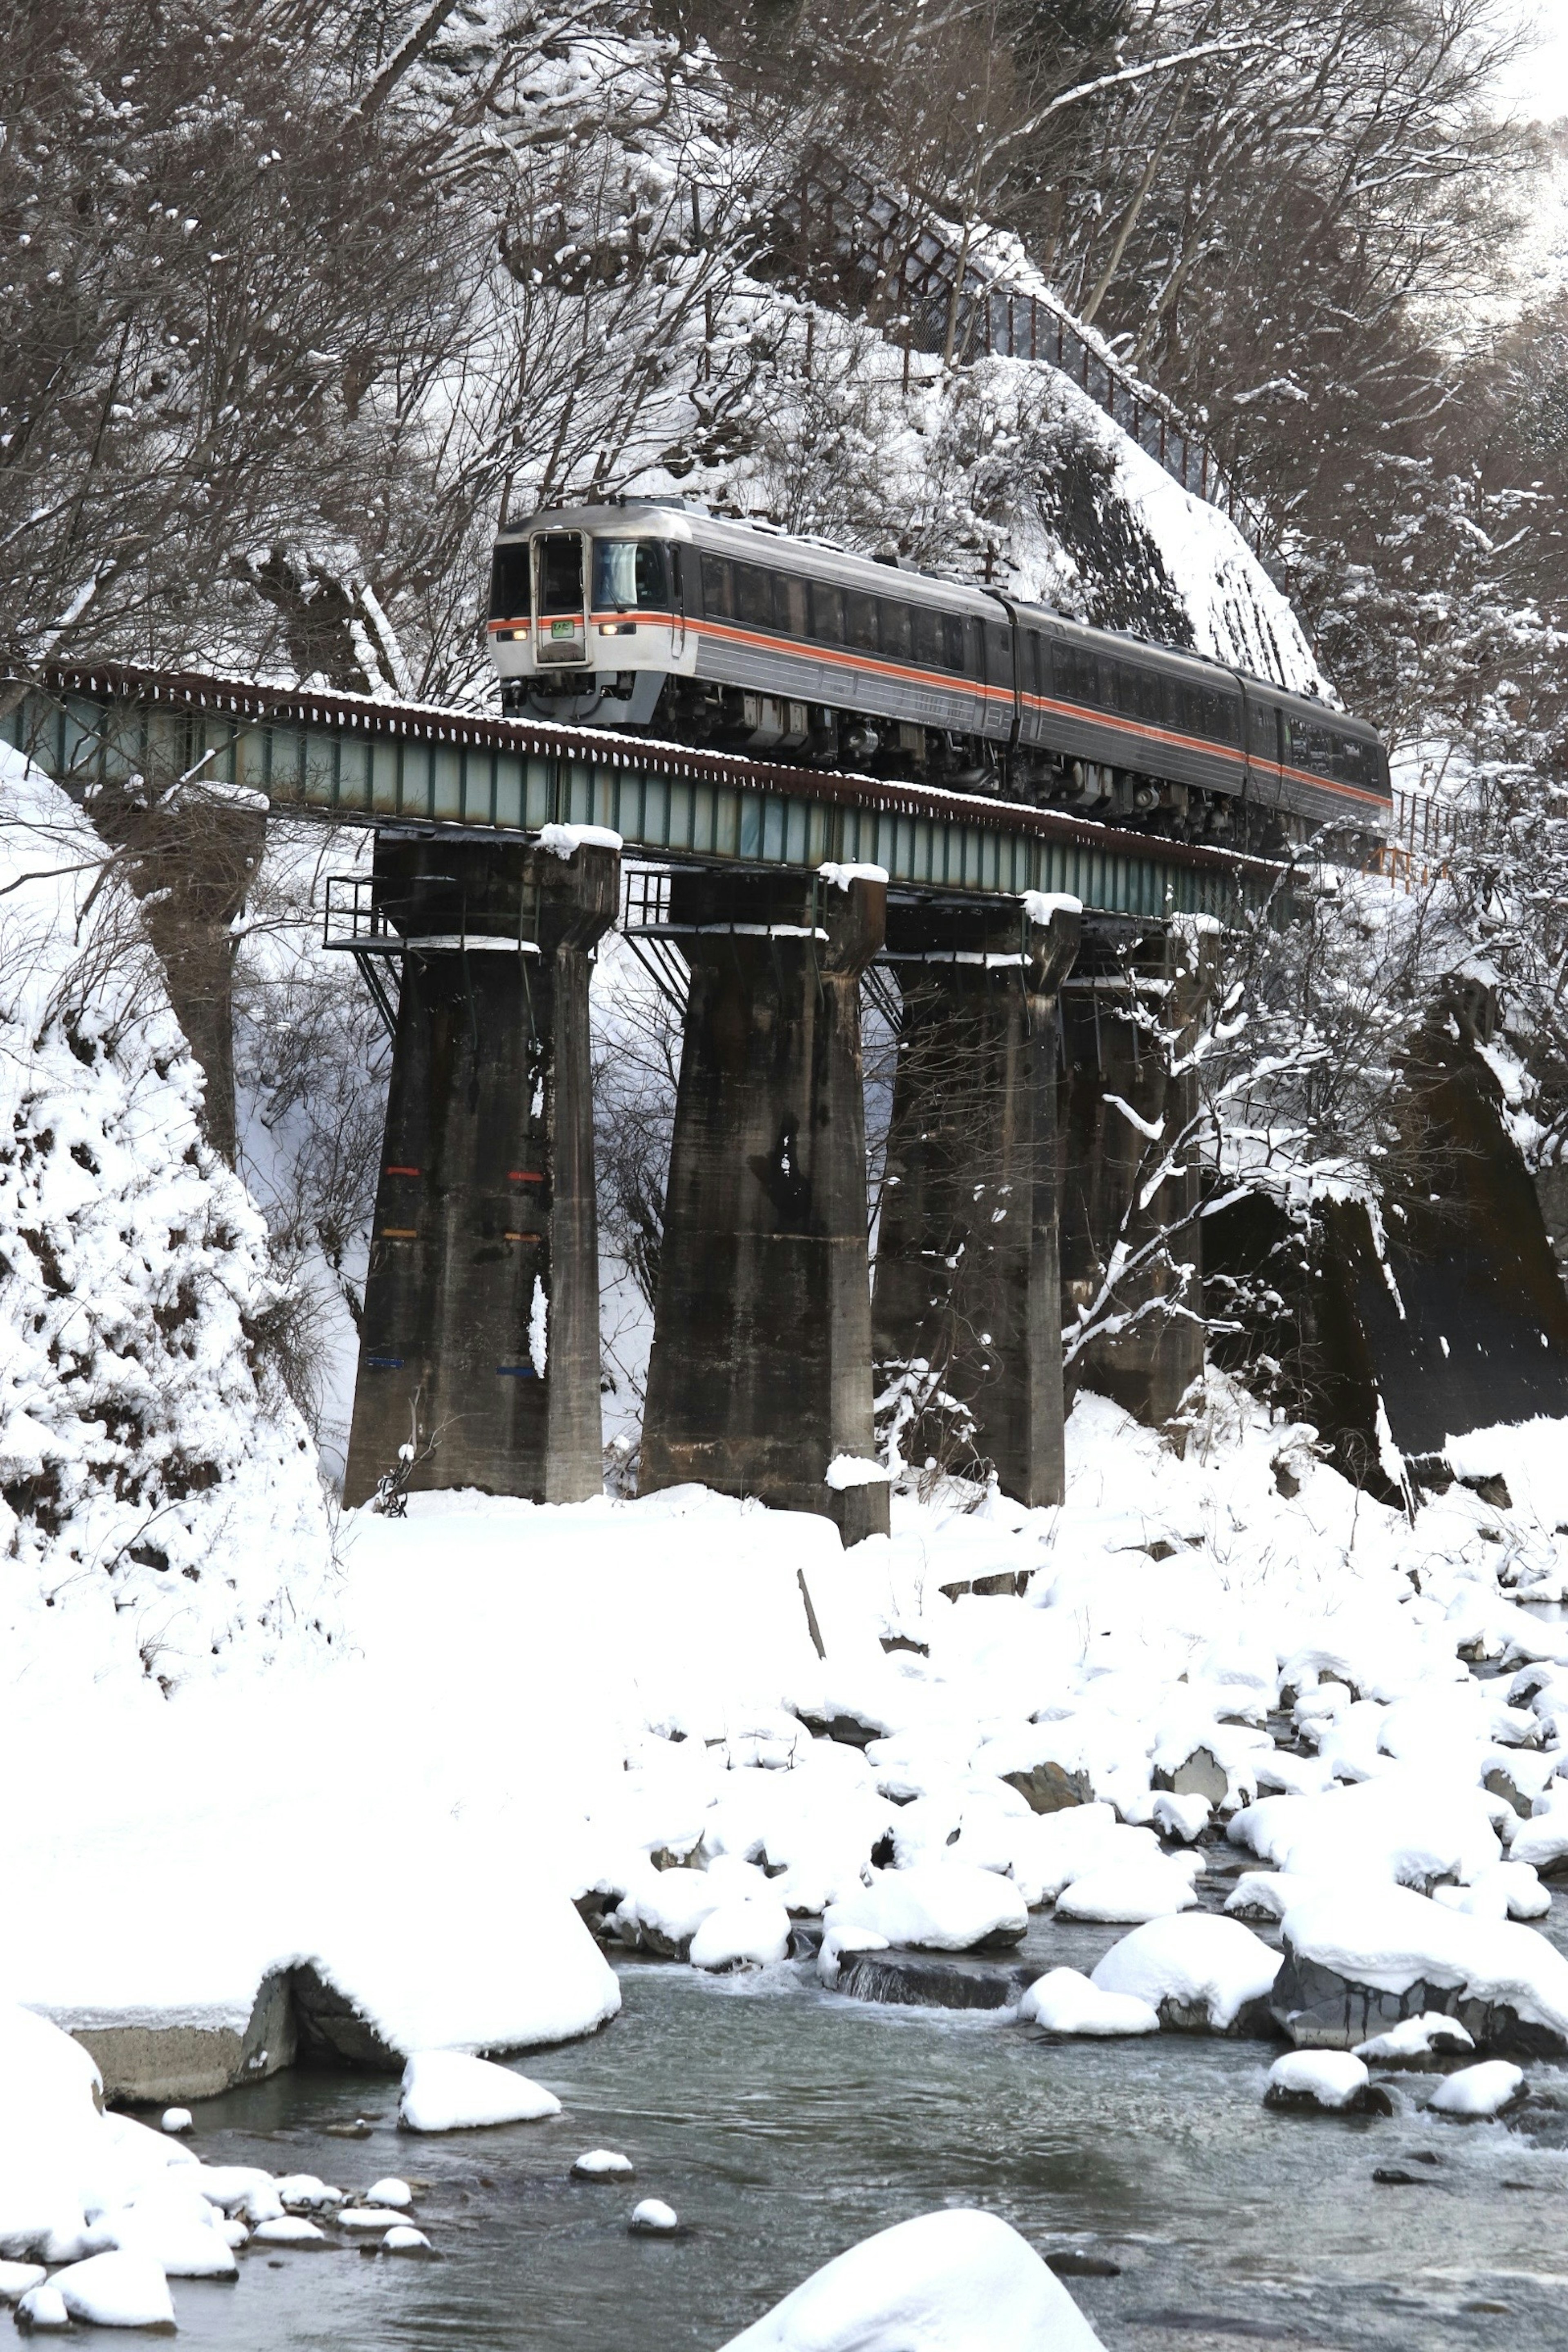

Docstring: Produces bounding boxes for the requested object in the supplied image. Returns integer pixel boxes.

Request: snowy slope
[0,750,335,1695]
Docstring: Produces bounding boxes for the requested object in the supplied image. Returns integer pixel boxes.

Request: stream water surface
[154,1944,1568,2352]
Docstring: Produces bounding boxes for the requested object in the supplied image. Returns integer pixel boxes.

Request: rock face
[1152,1747,1229,1808]
[1271,1946,1568,2061]
[1001,1760,1092,1815]
[834,1951,1036,2012]
[66,1971,297,2105]
[287,1963,400,2072]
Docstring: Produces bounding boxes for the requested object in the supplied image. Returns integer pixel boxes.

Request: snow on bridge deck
[9,659,1276,922]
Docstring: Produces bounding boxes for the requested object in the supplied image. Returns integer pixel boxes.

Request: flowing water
[157,1937,1568,2352]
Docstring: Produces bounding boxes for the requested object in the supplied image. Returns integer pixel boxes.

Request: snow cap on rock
[399,2051,561,2133]
[715,2207,1104,2350]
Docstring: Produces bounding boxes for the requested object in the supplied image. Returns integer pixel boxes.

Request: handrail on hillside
[771,156,1280,575]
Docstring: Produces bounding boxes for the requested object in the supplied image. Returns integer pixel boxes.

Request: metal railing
[772,157,1279,571]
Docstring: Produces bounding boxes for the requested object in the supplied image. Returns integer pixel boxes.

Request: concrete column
[872,897,1080,1506]
[641,868,888,1544]
[1058,919,1217,1427]
[91,780,265,1163]
[342,833,617,1507]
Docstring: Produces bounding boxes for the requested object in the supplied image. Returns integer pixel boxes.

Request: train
[486,500,1390,851]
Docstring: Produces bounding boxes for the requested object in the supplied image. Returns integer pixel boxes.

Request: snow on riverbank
[4,1372,1568,2080]
[0,751,335,1695]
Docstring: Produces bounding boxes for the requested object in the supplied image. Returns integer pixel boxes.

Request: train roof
[499,502,1371,736]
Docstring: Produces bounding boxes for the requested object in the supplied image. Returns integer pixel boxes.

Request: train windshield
[592,538,670,612]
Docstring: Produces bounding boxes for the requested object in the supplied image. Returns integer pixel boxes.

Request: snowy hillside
[0,751,336,1695]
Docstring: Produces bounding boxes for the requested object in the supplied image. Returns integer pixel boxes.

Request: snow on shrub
[0,751,333,1688]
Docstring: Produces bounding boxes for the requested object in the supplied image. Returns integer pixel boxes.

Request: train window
[1057,642,1098,706]
[1108,661,1140,715]
[537,533,583,615]
[489,544,530,621]
[735,563,773,631]
[592,539,669,612]
[984,619,1012,682]
[810,579,844,644]
[1247,700,1278,760]
[911,604,944,669]
[775,573,809,637]
[1174,682,1205,738]
[1133,667,1170,724]
[844,589,880,653]
[701,553,734,619]
[1333,733,1371,786]
[1289,719,1336,775]
[944,614,970,674]
[1204,687,1241,745]
[880,601,912,659]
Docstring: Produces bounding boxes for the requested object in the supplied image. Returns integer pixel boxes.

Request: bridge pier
[873,895,1081,1504]
[1059,920,1218,1427]
[640,867,889,1544]
[342,833,618,1508]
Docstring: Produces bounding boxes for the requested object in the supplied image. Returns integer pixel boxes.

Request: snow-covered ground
[7,1369,1568,2060]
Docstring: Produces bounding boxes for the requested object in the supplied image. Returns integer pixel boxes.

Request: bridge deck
[7,661,1276,920]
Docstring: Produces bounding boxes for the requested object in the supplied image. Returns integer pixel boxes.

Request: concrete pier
[640,867,889,1543]
[873,895,1080,1504]
[342,833,617,1507]
[1058,920,1216,1427]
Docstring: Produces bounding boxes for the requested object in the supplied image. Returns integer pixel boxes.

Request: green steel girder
[5,662,1279,922]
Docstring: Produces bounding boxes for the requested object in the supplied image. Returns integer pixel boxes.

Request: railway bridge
[7,662,1274,1539]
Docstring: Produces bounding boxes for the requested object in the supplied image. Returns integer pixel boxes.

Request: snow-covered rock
[610,1867,727,1959]
[1263,2051,1383,2114]
[1151,1793,1212,1844]
[101,2182,239,2276]
[398,2051,561,2132]
[382,2224,434,2254]
[274,2176,343,2210]
[1273,1884,1568,2055]
[688,1895,792,1971]
[1054,1858,1199,1924]
[715,2208,1103,2350]
[1354,2013,1475,2068]
[50,2250,176,2330]
[1017,1969,1160,2037]
[630,2198,679,2234]
[364,2178,412,2210]
[159,2112,191,2137]
[250,2216,328,2245]
[0,2261,47,2303]
[16,2283,69,2330]
[1428,2061,1526,2118]
[824,1864,1028,1955]
[571,2149,634,2180]
[1091,1915,1281,2035]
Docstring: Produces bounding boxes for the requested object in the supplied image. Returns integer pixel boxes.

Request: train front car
[488,502,697,729]
[485,503,1392,856]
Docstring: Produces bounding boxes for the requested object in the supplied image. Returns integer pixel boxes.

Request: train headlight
[598,620,636,636]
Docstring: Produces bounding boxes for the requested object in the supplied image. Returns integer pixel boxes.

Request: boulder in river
[1273,1887,1568,2059]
